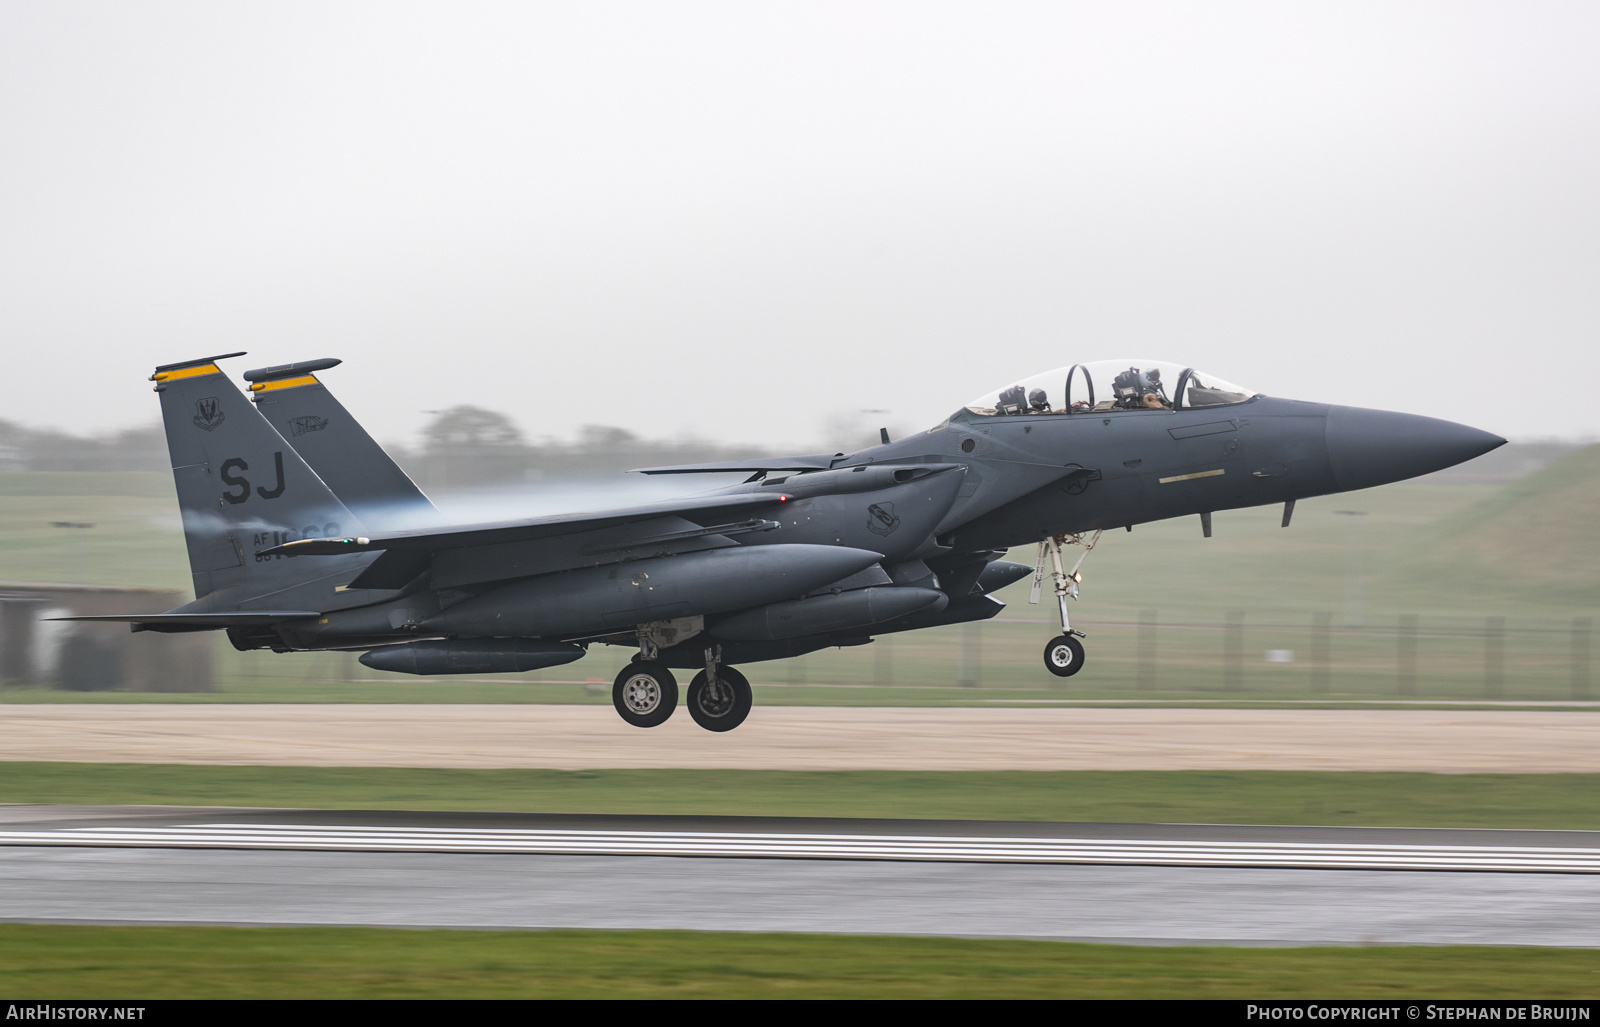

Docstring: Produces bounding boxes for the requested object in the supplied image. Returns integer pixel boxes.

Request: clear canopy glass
[963,359,1256,416]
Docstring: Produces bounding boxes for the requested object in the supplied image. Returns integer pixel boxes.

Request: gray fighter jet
[65,354,1503,732]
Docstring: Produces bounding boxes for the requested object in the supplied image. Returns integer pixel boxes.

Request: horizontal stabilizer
[632,455,838,475]
[256,492,793,558]
[50,611,320,633]
[152,352,248,374]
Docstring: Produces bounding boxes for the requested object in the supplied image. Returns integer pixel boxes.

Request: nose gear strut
[1032,529,1102,677]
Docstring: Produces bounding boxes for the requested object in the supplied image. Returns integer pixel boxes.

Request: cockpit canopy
[964,359,1256,417]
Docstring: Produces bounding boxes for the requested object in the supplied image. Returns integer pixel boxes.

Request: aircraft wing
[255,491,793,558]
[631,455,838,475]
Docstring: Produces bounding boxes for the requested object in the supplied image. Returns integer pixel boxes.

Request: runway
[3,806,1600,945]
[2,703,1598,770]
[9,821,1600,873]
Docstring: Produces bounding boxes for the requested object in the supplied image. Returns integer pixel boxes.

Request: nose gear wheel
[1043,634,1085,677]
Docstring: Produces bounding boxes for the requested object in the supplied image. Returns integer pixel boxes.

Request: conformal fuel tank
[710,585,947,641]
[359,639,584,675]
[422,543,884,638]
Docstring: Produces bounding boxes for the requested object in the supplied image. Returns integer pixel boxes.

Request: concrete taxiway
[2,806,1599,946]
[1,704,1598,770]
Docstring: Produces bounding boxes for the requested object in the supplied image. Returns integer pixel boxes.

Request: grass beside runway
[7,764,1600,829]
[0,924,1595,998]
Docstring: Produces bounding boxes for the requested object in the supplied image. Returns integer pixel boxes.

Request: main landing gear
[612,637,752,732]
[1032,530,1102,678]
[688,645,752,732]
[613,660,677,728]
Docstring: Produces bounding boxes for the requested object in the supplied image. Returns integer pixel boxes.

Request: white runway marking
[2,823,1598,873]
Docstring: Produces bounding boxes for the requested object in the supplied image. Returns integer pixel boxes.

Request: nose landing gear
[1033,530,1101,678]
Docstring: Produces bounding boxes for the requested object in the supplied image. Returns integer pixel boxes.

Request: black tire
[686,665,753,732]
[1043,635,1085,678]
[612,661,678,727]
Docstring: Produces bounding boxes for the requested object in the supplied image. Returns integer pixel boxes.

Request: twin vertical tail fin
[151,354,361,600]
[241,358,439,529]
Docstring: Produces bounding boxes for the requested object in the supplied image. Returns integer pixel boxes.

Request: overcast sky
[2,2,1596,449]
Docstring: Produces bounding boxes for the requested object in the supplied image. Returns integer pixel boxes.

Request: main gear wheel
[686,665,753,732]
[613,661,678,727]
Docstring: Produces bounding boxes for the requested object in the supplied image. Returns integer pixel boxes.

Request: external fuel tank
[359,639,584,675]
[710,585,947,641]
[422,543,884,638]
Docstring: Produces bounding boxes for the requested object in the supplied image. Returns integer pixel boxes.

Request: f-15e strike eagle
[65,354,1503,732]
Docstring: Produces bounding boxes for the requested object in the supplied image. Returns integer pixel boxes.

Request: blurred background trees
[0,408,772,489]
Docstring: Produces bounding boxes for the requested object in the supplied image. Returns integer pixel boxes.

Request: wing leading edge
[255,491,793,558]
[631,456,838,475]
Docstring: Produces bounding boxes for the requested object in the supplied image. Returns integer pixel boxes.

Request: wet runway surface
[5,806,1600,872]
[2,806,1598,945]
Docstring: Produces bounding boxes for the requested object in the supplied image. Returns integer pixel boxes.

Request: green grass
[8,765,1600,829]
[0,924,1594,998]
[0,473,188,590]
[0,471,177,499]
[1392,443,1600,608]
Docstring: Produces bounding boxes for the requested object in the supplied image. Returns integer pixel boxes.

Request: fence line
[1485,615,1505,699]
[1397,614,1418,695]
[1223,610,1244,692]
[1574,617,1592,700]
[197,609,1600,700]
[1136,610,1157,691]
[1007,616,1596,639]
[1310,612,1331,694]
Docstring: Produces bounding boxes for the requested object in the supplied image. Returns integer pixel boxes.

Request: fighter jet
[65,354,1503,732]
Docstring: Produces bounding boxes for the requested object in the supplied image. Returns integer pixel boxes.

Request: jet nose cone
[1325,406,1506,492]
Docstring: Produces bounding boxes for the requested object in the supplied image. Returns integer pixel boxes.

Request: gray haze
[2,2,1597,449]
